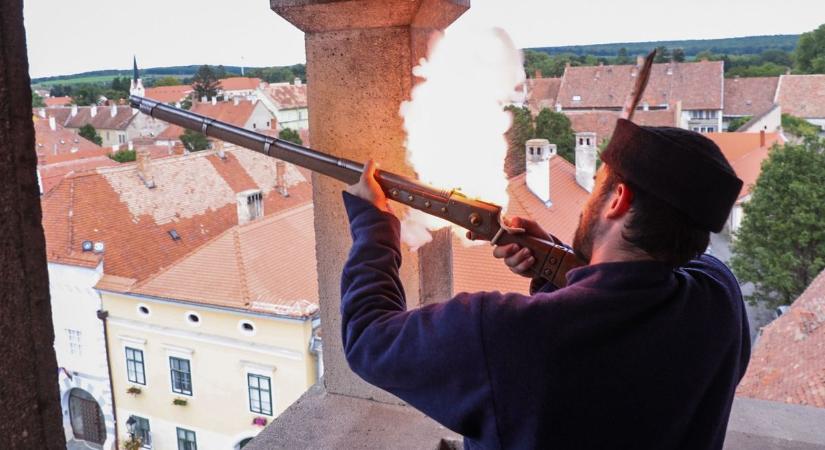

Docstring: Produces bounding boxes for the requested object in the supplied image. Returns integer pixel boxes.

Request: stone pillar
[0,0,66,448]
[270,0,469,403]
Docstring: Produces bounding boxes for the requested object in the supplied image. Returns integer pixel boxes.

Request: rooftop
[157,99,262,140]
[264,82,308,110]
[775,74,825,119]
[144,85,193,104]
[41,147,312,282]
[219,76,263,91]
[737,268,825,408]
[723,76,779,117]
[557,60,724,110]
[103,202,318,318]
[33,116,106,165]
[565,109,677,145]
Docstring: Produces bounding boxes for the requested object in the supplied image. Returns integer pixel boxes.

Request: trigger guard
[490,217,526,246]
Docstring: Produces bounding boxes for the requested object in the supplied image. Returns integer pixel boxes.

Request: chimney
[760,130,766,147]
[215,140,227,159]
[575,132,598,192]
[135,148,155,188]
[71,104,78,117]
[275,160,289,197]
[534,69,541,79]
[294,77,302,86]
[38,108,46,118]
[127,140,134,151]
[674,100,683,129]
[211,97,217,106]
[236,189,263,225]
[48,116,56,131]
[233,96,240,106]
[111,144,119,153]
[175,101,181,109]
[201,95,207,103]
[636,55,645,66]
[110,104,117,117]
[525,139,556,205]
[90,105,98,117]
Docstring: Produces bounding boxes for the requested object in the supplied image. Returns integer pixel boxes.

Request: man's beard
[572,196,607,264]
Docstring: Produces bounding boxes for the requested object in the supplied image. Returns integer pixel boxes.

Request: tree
[782,113,821,140]
[78,124,102,145]
[191,65,220,100]
[278,128,302,145]
[153,76,181,87]
[503,105,535,177]
[180,129,209,152]
[671,48,686,62]
[71,84,103,106]
[109,149,136,163]
[616,47,631,65]
[731,139,825,308]
[726,116,752,132]
[654,46,671,63]
[795,23,825,74]
[49,84,72,97]
[534,108,575,163]
[32,91,45,107]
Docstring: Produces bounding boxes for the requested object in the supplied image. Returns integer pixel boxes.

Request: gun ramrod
[130,95,584,287]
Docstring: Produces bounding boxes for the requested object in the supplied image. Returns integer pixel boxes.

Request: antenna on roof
[621,49,656,121]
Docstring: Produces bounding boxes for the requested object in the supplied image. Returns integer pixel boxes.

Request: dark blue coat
[341,192,750,449]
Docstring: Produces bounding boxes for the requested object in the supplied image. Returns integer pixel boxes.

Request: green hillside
[529,34,799,58]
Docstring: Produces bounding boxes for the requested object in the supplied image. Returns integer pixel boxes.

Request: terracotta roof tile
[264,83,308,110]
[219,77,262,91]
[558,61,723,110]
[737,269,825,408]
[126,203,318,318]
[39,156,119,195]
[41,147,312,282]
[44,96,72,107]
[705,132,785,199]
[723,77,779,117]
[776,74,825,118]
[524,77,561,114]
[144,85,192,104]
[157,100,260,140]
[56,105,137,131]
[33,117,107,165]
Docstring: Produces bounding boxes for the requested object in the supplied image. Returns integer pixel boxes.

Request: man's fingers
[511,254,536,274]
[493,243,521,259]
[505,247,532,268]
[362,159,377,183]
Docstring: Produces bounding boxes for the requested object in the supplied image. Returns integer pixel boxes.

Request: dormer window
[572,95,582,102]
[237,189,264,225]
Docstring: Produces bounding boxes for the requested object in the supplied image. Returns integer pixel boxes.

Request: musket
[130,95,582,287]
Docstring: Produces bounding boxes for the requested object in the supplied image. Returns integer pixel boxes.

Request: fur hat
[601,119,743,232]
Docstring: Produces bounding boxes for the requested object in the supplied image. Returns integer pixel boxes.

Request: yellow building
[98,204,320,449]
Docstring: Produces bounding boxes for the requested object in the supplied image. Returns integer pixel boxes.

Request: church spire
[130,56,145,97]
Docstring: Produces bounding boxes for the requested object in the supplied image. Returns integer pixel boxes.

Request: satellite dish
[81,240,93,252]
[93,242,105,253]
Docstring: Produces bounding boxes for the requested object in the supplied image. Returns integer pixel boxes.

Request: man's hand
[492,217,551,278]
[346,159,392,213]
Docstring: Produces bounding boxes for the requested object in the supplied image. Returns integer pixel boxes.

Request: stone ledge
[245,382,461,450]
[724,397,825,449]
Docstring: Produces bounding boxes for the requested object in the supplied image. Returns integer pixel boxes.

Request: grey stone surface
[244,383,461,450]
[725,397,825,449]
[269,0,469,405]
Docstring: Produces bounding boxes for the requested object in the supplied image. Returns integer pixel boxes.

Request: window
[129,415,151,447]
[170,357,192,395]
[126,347,146,385]
[248,374,273,415]
[176,427,197,450]
[67,329,82,355]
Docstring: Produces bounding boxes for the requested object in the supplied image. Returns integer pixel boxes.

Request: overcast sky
[24,0,825,78]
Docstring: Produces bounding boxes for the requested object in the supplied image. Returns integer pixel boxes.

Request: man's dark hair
[600,167,710,268]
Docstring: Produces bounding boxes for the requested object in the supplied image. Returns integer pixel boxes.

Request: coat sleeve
[340,192,501,443]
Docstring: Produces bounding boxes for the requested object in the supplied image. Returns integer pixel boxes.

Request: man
[340,120,750,449]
